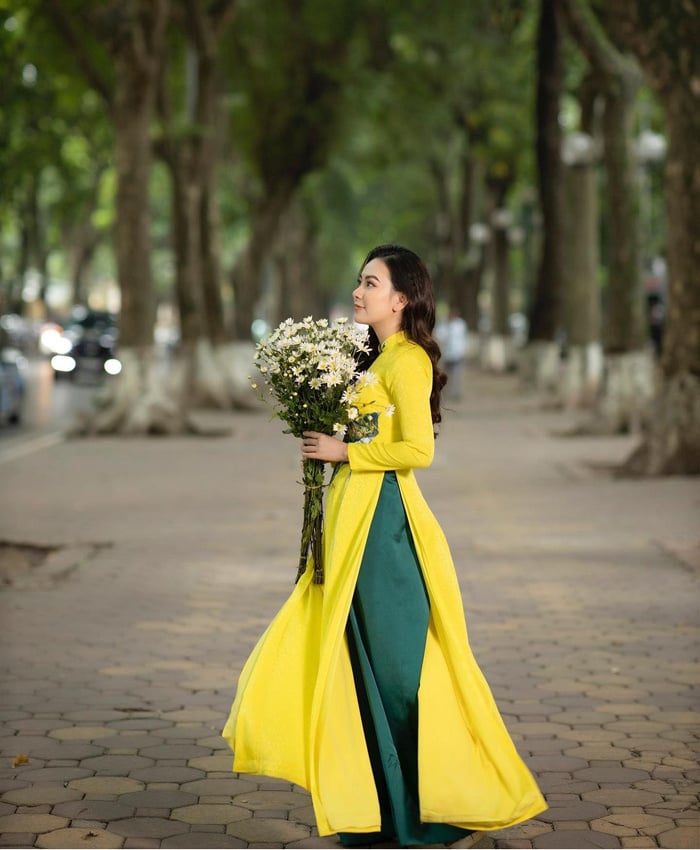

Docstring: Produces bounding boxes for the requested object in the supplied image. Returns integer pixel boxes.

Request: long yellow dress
[222,331,547,838]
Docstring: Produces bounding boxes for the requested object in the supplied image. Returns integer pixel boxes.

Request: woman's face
[353,258,406,341]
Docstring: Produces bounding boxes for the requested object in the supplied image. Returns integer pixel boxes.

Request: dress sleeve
[347,348,435,471]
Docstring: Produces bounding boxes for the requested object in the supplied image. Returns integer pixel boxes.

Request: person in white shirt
[436,307,468,401]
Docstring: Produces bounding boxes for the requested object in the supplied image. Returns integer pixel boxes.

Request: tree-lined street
[0,370,698,849]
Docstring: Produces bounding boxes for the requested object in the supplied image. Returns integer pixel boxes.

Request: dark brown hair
[360,244,447,428]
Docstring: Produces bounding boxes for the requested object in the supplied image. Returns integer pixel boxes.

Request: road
[0,357,100,458]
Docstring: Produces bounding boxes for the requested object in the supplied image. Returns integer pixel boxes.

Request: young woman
[222,245,546,846]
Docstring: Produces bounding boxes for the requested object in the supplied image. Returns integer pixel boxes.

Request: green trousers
[339,472,471,847]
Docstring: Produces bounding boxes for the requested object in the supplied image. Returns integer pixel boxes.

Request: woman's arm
[347,349,434,471]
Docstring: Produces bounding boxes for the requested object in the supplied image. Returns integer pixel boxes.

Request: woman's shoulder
[386,337,432,378]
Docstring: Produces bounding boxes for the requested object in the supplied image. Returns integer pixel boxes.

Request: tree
[608,0,700,474]
[559,0,652,435]
[225,0,366,341]
[155,0,238,410]
[523,0,567,391]
[0,8,112,315]
[41,0,195,434]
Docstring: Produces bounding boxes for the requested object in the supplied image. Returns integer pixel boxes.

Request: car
[0,325,26,425]
[44,307,121,380]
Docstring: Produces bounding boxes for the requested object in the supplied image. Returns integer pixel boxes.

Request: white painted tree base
[517,341,562,394]
[558,342,604,409]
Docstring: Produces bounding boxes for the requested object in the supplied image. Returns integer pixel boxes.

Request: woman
[222,245,546,846]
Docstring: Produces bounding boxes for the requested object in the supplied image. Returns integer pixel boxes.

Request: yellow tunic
[222,331,547,836]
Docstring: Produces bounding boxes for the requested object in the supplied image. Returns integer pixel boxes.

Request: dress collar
[379,330,407,352]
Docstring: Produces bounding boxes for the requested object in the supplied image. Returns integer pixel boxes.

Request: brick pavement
[0,368,698,850]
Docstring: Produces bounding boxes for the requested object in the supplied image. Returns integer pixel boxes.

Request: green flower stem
[296,458,326,584]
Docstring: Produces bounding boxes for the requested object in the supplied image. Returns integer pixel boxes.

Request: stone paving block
[198,736,230,750]
[289,804,317,827]
[0,812,68,833]
[79,754,154,773]
[603,721,670,734]
[2,785,83,806]
[283,837,341,849]
[0,833,34,847]
[14,767,92,783]
[161,834,247,848]
[130,766,204,783]
[107,815,190,838]
[119,789,197,809]
[524,739,567,755]
[531,829,621,847]
[27,743,105,761]
[69,776,144,795]
[526,755,588,773]
[107,718,173,731]
[52,800,135,821]
[619,839,656,848]
[591,814,676,837]
[91,734,162,749]
[181,778,258,797]
[139,743,211,759]
[0,735,56,754]
[232,790,309,811]
[35,827,124,849]
[564,745,634,761]
[574,767,650,783]
[659,825,700,847]
[538,801,608,824]
[583,789,664,807]
[172,803,252,824]
[49,727,117,741]
[648,711,700,725]
[226,817,311,843]
[162,709,221,722]
[189,754,233,772]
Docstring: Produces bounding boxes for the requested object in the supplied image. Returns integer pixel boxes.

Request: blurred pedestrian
[436,305,468,401]
[222,245,546,845]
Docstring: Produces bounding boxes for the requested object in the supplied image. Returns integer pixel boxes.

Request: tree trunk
[528,0,566,344]
[231,190,291,340]
[558,0,653,433]
[621,61,700,472]
[560,117,603,408]
[275,200,325,323]
[522,0,566,391]
[601,82,645,353]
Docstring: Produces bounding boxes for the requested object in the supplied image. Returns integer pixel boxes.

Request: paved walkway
[0,368,698,850]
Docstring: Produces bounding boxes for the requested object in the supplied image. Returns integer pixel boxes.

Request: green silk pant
[339,472,471,847]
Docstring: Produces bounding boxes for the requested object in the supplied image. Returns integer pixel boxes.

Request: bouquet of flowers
[252,316,370,584]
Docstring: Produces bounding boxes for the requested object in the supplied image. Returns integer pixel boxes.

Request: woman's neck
[372,319,403,346]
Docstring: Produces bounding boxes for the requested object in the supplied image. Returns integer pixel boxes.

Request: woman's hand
[301,431,349,463]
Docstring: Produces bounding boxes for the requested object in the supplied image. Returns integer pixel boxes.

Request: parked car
[0,325,26,425]
[44,307,121,380]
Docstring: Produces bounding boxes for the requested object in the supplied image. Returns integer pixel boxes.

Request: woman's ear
[393,291,408,312]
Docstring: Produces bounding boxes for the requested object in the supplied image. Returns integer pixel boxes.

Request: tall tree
[226,0,364,340]
[524,0,567,390]
[608,0,700,474]
[155,0,237,410]
[40,0,219,435]
[559,0,652,434]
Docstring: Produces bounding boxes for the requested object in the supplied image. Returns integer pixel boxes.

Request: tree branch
[40,0,113,103]
[558,0,641,90]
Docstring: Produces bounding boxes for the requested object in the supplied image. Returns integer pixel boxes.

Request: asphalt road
[0,357,100,456]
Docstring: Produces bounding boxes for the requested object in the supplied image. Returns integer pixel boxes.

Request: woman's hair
[359,244,447,428]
